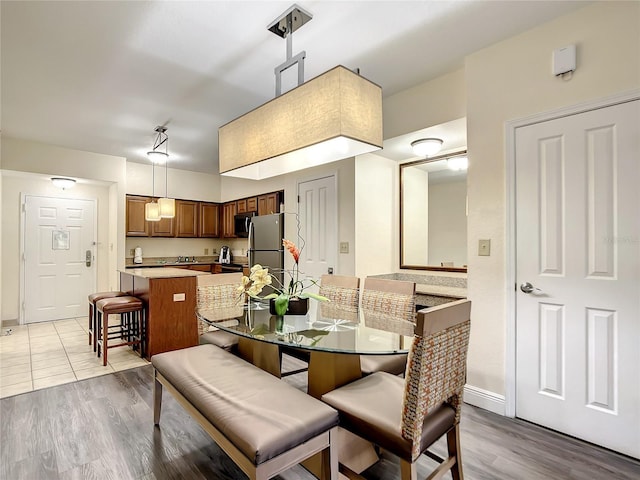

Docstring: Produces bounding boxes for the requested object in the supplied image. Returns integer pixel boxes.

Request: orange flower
[282,239,300,263]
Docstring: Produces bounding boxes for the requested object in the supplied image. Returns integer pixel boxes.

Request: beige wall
[383,68,466,139]
[464,1,640,396]
[375,1,640,403]
[428,180,467,267]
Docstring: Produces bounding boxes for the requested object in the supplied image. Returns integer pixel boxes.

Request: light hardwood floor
[0,361,638,479]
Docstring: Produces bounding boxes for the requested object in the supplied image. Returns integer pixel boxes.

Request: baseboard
[463,384,506,416]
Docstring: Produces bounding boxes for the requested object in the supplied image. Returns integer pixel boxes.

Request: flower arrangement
[238,238,328,315]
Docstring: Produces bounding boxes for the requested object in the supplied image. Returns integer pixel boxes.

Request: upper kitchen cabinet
[221,201,237,238]
[126,195,150,236]
[258,192,281,216]
[149,209,175,237]
[175,200,199,237]
[236,197,257,214]
[199,202,220,238]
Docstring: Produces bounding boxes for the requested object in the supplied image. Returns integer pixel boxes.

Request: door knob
[520,282,539,294]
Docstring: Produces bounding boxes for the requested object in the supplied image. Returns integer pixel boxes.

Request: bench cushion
[152,344,338,465]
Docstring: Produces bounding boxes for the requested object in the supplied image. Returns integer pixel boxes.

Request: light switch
[204,248,209,255]
[478,239,491,256]
[173,293,186,302]
[340,242,349,254]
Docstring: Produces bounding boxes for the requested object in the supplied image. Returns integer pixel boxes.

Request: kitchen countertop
[125,256,249,268]
[120,267,211,278]
[415,284,466,299]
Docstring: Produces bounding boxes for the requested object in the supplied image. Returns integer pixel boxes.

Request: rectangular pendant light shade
[145,201,161,222]
[219,65,383,180]
[158,197,175,218]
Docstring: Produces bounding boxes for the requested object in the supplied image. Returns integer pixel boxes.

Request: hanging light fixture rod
[268,4,313,97]
[147,126,169,163]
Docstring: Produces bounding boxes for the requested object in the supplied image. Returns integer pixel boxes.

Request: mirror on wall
[400,150,468,272]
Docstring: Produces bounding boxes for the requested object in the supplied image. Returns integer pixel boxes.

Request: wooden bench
[152,344,339,480]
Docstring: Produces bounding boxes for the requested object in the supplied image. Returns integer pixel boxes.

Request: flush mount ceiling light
[218,4,382,180]
[447,155,469,171]
[411,138,444,157]
[51,177,76,189]
[147,126,169,164]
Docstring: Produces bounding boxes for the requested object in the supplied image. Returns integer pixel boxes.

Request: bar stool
[88,291,127,351]
[96,296,144,366]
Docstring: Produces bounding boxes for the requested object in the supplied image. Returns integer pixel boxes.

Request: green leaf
[300,292,330,302]
[261,293,278,300]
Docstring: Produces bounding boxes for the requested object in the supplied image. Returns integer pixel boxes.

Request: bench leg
[154,371,163,426]
[322,427,339,480]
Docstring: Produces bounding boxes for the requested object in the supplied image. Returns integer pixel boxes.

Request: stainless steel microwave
[234,212,256,237]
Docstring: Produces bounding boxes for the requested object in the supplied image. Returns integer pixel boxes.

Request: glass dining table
[197,300,416,476]
[197,300,415,399]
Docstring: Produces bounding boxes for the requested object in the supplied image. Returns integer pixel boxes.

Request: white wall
[428,180,467,267]
[221,158,356,275]
[124,161,222,260]
[1,137,127,322]
[125,161,220,201]
[354,153,398,278]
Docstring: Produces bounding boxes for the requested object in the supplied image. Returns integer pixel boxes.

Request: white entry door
[515,99,640,457]
[297,175,337,281]
[23,195,97,323]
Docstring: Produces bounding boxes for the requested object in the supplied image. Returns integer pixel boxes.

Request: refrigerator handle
[248,220,254,267]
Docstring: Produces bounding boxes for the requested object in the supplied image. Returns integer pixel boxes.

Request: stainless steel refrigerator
[248,213,284,296]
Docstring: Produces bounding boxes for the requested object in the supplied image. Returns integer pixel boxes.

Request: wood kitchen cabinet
[120,269,200,359]
[176,200,198,237]
[149,207,175,237]
[258,192,281,216]
[125,194,173,237]
[221,201,237,238]
[199,202,220,238]
[126,195,150,236]
[237,197,257,214]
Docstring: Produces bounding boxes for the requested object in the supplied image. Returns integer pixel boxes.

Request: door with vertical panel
[297,176,337,281]
[23,196,97,323]
[515,100,639,457]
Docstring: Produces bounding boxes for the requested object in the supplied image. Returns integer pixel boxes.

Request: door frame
[19,193,98,324]
[504,88,640,417]
[295,171,339,274]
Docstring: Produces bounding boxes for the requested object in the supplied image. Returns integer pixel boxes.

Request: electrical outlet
[340,242,349,254]
[129,249,135,256]
[478,239,491,256]
[204,248,209,255]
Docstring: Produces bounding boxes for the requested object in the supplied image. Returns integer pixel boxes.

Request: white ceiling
[1,1,586,174]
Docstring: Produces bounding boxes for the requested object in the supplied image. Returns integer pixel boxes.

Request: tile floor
[0,316,148,399]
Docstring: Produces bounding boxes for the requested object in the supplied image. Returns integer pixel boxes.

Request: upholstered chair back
[196,273,243,335]
[361,277,416,323]
[319,274,360,310]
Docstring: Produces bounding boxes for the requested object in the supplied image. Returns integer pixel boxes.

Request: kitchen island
[120,267,210,359]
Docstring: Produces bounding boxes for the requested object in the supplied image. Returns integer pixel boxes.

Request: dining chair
[321,299,472,480]
[197,272,244,352]
[319,274,360,309]
[281,274,361,372]
[359,277,416,376]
